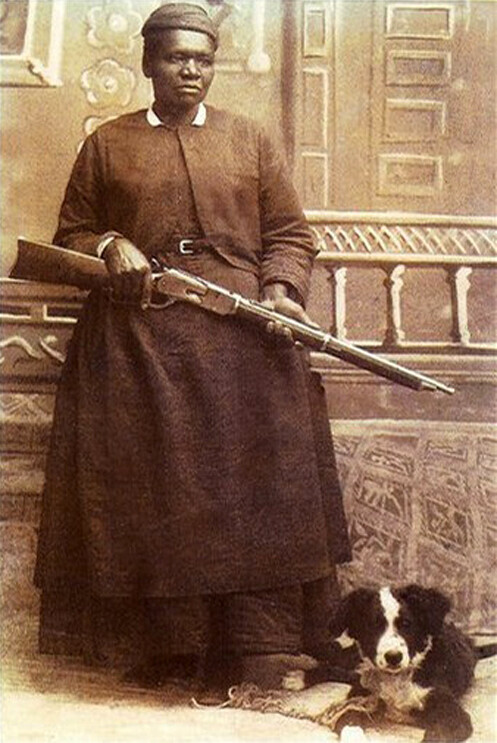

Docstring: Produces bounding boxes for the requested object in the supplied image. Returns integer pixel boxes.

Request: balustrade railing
[318,253,497,354]
[307,212,497,355]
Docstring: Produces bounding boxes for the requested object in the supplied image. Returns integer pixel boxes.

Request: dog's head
[331,584,451,674]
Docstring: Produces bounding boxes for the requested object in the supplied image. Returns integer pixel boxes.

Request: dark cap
[141,3,218,47]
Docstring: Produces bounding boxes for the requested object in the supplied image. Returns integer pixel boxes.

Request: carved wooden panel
[290,0,334,209]
[384,98,446,141]
[0,283,83,387]
[308,216,497,255]
[334,420,497,633]
[302,0,331,56]
[302,152,330,206]
[385,49,452,86]
[288,0,496,214]
[371,0,497,213]
[378,154,443,196]
[302,68,328,147]
[385,3,455,39]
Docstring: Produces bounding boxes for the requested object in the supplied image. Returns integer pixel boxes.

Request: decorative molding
[385,3,455,40]
[384,98,446,142]
[386,49,452,87]
[310,220,497,257]
[302,0,331,58]
[305,211,497,229]
[302,68,328,148]
[315,253,496,358]
[0,392,55,423]
[328,266,348,339]
[302,152,329,208]
[0,336,46,364]
[0,334,66,367]
[378,154,443,197]
[0,0,66,87]
[293,0,335,211]
[0,282,82,385]
[80,57,136,108]
[86,0,142,54]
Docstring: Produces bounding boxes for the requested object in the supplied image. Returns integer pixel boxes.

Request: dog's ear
[397,584,451,636]
[329,588,376,639]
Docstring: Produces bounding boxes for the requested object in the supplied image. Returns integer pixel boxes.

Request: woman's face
[143,29,216,114]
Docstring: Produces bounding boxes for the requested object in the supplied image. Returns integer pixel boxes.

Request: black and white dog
[286,585,494,743]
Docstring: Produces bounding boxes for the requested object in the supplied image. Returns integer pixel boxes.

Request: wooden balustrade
[316,253,497,354]
[306,211,497,355]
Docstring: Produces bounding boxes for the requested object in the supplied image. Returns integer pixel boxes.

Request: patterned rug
[332,420,497,634]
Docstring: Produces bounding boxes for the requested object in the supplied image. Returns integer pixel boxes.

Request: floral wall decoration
[86,0,142,54]
[80,57,136,108]
[78,0,143,149]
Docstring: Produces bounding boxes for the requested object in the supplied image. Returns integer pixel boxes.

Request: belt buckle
[179,238,195,255]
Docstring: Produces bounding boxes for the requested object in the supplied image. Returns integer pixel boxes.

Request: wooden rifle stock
[12,238,108,289]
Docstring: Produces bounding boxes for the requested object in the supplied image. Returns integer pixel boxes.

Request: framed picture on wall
[0,0,65,86]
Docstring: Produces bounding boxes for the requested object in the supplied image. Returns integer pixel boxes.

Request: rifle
[11,238,454,394]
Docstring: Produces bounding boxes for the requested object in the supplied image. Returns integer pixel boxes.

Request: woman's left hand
[261,283,316,341]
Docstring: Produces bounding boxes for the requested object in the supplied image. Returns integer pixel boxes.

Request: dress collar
[146,102,207,128]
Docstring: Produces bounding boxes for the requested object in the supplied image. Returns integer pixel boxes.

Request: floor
[1,613,496,743]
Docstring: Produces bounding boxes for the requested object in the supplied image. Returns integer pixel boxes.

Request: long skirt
[35,290,350,662]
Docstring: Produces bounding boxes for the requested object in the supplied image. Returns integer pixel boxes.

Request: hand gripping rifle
[12,238,454,394]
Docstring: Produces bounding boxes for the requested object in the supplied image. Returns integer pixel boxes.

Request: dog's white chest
[360,667,430,722]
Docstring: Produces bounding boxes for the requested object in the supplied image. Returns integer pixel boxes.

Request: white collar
[146,102,207,128]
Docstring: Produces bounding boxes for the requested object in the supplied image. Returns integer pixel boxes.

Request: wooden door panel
[286,0,496,215]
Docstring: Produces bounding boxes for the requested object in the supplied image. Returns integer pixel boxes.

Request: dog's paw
[281,669,306,691]
[339,725,369,743]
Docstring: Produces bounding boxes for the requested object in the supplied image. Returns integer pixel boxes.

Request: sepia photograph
[0,1,496,741]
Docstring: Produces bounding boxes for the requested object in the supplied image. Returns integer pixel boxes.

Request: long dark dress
[35,108,350,663]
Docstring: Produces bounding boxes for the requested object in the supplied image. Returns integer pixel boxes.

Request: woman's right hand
[103,237,153,308]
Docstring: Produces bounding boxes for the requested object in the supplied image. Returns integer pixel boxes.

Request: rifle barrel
[235,299,454,394]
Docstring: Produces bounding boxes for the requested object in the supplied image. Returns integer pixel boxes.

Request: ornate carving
[38,335,65,364]
[0,336,45,364]
[87,0,142,54]
[0,392,55,423]
[80,58,136,109]
[0,334,66,366]
[423,495,470,549]
[310,223,497,255]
